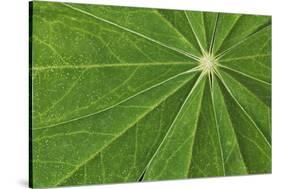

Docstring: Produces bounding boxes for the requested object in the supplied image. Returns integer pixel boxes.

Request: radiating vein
[218,64,271,86]
[185,75,205,176]
[215,15,242,53]
[216,24,271,59]
[210,79,226,175]
[238,132,271,160]
[155,10,200,55]
[213,77,249,173]
[62,3,200,61]
[33,66,201,131]
[214,69,271,147]
[142,73,205,177]
[220,54,271,62]
[184,11,205,55]
[155,134,193,179]
[32,62,196,71]
[54,70,198,186]
[209,13,219,54]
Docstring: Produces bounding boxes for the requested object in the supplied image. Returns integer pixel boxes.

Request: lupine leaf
[30,1,271,188]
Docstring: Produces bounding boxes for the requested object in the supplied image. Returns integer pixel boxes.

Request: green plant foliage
[30,1,271,188]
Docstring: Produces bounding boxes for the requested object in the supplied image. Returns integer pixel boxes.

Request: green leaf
[30,1,272,188]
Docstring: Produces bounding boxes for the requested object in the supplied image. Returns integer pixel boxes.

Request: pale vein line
[156,135,193,179]
[32,160,76,167]
[38,69,89,118]
[219,54,271,62]
[215,24,271,59]
[35,33,150,119]
[126,37,155,62]
[214,15,242,54]
[210,80,226,176]
[238,132,271,160]
[65,22,142,63]
[36,66,138,128]
[208,13,219,55]
[100,152,105,183]
[34,33,120,70]
[84,165,87,183]
[134,123,138,167]
[218,64,271,86]
[33,36,68,64]
[33,130,115,142]
[32,62,195,71]
[208,73,212,91]
[193,162,207,177]
[155,10,200,55]
[268,108,271,136]
[184,11,206,55]
[54,70,196,186]
[37,65,168,128]
[205,118,222,175]
[140,73,205,177]
[33,23,190,71]
[201,12,208,50]
[62,3,200,61]
[214,82,249,173]
[224,141,236,163]
[33,66,201,131]
[221,69,271,109]
[45,18,124,63]
[214,69,271,148]
[259,37,271,52]
[136,102,165,180]
[63,22,124,62]
[117,105,150,109]
[42,14,179,63]
[184,78,206,177]
[66,67,139,116]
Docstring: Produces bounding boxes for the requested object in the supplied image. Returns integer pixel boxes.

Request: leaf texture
[30,1,272,188]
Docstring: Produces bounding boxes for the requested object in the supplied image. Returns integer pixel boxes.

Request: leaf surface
[30,2,272,187]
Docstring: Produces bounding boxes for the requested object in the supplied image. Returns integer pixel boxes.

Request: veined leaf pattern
[30,1,271,187]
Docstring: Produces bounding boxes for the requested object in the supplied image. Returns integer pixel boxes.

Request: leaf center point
[199,53,217,75]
